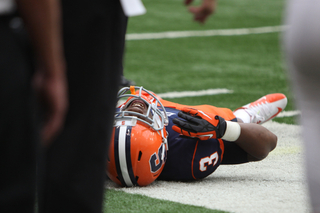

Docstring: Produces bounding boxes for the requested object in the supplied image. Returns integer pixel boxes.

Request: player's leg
[284,0,320,212]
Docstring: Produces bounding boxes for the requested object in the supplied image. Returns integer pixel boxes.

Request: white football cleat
[233,93,288,124]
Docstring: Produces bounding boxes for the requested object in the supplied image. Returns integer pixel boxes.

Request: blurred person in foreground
[0,0,67,212]
[283,1,320,212]
[38,0,127,212]
[107,86,287,187]
[0,0,127,212]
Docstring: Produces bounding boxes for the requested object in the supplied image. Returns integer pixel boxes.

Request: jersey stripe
[218,138,225,161]
[191,140,199,180]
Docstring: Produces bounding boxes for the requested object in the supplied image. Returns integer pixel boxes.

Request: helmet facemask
[115,86,168,148]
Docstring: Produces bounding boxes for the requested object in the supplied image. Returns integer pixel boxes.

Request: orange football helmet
[107,86,168,187]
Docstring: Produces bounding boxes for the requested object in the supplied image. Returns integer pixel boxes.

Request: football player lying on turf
[107,86,287,187]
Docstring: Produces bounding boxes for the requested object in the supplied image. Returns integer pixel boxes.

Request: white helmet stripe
[118,125,134,187]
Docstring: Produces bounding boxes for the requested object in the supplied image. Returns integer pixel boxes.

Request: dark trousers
[0,15,37,213]
[39,1,125,213]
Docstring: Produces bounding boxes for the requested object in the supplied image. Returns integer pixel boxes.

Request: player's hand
[172,107,226,140]
[184,0,217,23]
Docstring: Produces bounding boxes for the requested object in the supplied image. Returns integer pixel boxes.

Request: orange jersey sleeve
[159,98,236,121]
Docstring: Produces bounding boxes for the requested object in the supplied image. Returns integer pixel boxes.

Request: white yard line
[277,110,300,117]
[157,88,233,98]
[126,25,288,41]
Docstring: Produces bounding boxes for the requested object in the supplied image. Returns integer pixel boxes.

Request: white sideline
[126,25,288,41]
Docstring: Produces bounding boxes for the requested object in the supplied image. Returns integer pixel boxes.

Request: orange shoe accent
[249,93,287,107]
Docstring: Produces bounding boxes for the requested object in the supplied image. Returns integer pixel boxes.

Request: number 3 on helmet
[107,86,168,187]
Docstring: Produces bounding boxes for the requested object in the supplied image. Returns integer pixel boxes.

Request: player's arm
[235,123,277,161]
[173,107,277,161]
[16,0,68,145]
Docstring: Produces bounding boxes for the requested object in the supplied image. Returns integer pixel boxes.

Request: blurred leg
[39,0,125,212]
[284,1,320,212]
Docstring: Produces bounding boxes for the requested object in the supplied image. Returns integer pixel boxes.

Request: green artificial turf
[105,189,229,213]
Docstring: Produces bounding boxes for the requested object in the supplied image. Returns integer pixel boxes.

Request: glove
[172,107,227,140]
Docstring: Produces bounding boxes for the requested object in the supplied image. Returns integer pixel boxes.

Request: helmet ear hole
[138,151,142,161]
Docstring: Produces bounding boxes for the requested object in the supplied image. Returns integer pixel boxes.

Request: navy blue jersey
[158,107,224,181]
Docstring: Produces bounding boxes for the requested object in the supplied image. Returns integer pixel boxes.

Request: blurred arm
[16,0,68,145]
